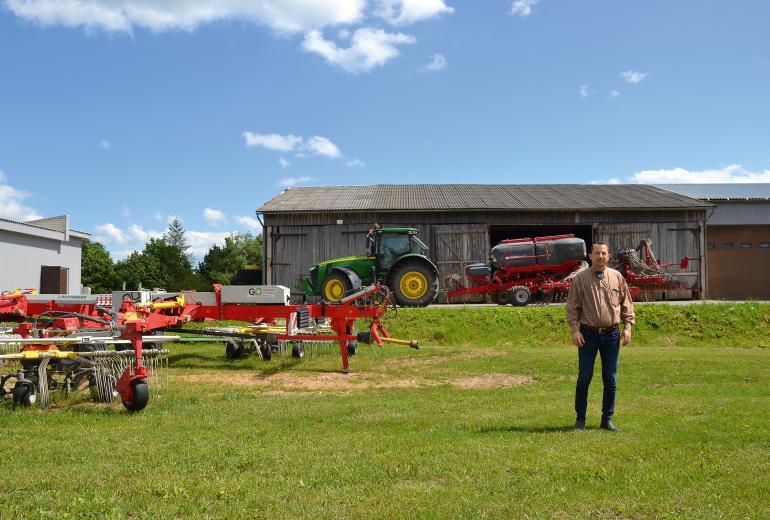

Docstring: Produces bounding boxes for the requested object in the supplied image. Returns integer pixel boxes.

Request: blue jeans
[575,326,620,422]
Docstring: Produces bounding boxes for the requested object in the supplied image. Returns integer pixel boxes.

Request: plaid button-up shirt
[566,266,635,333]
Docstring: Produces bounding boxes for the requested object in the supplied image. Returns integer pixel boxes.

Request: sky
[1,0,769,260]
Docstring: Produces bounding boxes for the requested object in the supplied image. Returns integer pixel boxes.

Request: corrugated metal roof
[258,184,710,213]
[0,215,90,239]
[656,183,770,200]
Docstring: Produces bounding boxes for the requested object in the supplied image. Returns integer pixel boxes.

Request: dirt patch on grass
[378,349,508,369]
[450,373,532,389]
[177,369,532,393]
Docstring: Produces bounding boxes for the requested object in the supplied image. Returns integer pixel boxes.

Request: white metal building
[0,215,90,294]
[658,184,770,300]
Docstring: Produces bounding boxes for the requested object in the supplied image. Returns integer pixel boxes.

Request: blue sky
[1,0,769,259]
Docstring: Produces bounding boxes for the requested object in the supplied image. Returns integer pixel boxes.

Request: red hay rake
[0,283,416,412]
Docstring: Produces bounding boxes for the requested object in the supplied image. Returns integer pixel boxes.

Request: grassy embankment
[0,303,768,518]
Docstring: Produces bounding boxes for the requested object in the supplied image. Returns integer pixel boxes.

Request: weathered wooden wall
[263,209,706,302]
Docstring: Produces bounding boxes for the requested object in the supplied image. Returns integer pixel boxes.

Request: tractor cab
[368,227,429,274]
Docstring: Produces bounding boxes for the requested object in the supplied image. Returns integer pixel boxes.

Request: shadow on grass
[477,425,577,434]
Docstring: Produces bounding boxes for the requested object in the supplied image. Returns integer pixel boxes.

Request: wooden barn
[257,184,710,302]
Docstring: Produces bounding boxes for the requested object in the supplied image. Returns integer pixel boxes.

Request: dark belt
[580,324,619,334]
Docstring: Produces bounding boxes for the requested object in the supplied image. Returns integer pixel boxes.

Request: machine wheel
[122,380,149,412]
[389,260,439,307]
[347,340,357,356]
[259,343,273,361]
[12,380,36,407]
[492,291,510,305]
[291,342,305,359]
[225,340,242,360]
[322,268,362,302]
[509,286,531,307]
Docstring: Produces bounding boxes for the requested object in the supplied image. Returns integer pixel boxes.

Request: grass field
[1,303,769,519]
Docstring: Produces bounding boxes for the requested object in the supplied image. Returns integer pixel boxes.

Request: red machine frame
[445,234,586,303]
[1,283,411,411]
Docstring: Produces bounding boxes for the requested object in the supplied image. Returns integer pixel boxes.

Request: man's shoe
[600,420,620,432]
[574,419,585,430]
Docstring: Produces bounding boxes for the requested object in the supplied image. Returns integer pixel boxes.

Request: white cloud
[346,158,366,168]
[511,0,538,17]
[151,210,163,222]
[203,207,227,227]
[579,85,589,98]
[242,132,303,152]
[186,231,232,257]
[279,176,313,187]
[0,171,44,221]
[620,70,648,84]
[244,131,345,159]
[375,0,454,26]
[631,164,770,184]
[94,223,129,244]
[235,215,262,232]
[423,53,446,72]
[5,0,367,34]
[302,27,416,74]
[305,136,342,158]
[127,223,162,242]
[609,89,620,98]
[591,164,770,184]
[99,138,111,149]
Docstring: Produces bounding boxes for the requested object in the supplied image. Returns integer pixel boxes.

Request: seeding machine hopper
[0,283,414,412]
[445,235,689,305]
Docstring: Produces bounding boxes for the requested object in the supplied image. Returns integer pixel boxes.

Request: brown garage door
[706,225,770,300]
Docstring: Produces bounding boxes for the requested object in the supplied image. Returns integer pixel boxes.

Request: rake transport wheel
[347,340,357,357]
[122,380,149,412]
[291,342,305,359]
[259,342,273,361]
[390,260,439,307]
[508,286,532,307]
[225,340,242,360]
[12,380,36,407]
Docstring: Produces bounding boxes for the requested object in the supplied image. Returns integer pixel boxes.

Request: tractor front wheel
[322,269,361,302]
[389,261,439,307]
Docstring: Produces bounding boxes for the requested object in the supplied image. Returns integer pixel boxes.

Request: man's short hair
[591,241,610,253]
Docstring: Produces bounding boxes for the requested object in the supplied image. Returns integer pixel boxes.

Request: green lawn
[1,304,769,519]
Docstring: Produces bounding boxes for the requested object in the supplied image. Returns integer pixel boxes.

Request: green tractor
[297,226,439,307]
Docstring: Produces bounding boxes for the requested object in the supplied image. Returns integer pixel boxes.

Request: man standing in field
[566,242,635,431]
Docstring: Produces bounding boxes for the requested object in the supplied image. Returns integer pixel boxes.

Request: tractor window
[410,235,429,252]
[379,235,412,270]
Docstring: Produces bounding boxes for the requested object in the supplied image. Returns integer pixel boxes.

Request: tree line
[81,218,263,293]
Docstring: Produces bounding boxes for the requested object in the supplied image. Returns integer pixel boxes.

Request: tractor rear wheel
[509,286,531,307]
[389,261,439,307]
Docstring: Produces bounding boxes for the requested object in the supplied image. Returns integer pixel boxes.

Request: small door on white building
[40,266,68,294]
